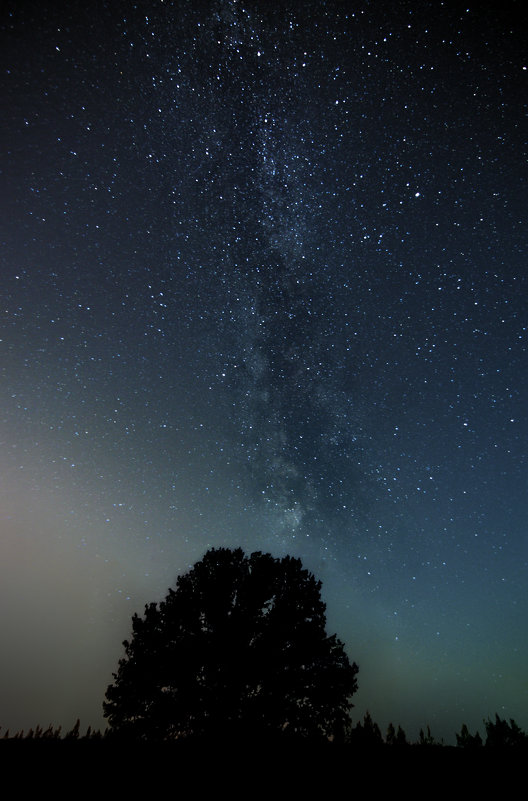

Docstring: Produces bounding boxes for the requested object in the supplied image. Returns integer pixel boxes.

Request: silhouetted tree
[418,725,439,746]
[386,721,396,745]
[64,719,80,740]
[395,724,408,746]
[42,724,61,739]
[484,714,527,748]
[348,711,383,746]
[104,547,358,742]
[386,721,408,746]
[456,723,483,748]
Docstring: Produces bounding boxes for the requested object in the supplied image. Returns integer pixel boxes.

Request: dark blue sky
[1,0,526,742]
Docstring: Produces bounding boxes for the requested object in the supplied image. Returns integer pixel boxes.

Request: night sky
[1,0,526,743]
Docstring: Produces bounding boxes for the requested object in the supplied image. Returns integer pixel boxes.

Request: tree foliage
[484,714,527,747]
[418,725,439,746]
[348,711,383,746]
[103,547,358,741]
[386,722,408,746]
[456,723,483,748]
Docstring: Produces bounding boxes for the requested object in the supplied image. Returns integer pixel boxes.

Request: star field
[1,0,526,741]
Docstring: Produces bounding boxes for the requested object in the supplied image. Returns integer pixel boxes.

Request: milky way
[1,0,526,741]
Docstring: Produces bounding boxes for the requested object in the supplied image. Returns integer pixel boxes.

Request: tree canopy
[103,547,358,742]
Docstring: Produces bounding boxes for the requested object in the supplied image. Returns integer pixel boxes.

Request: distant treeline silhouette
[2,713,527,748]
